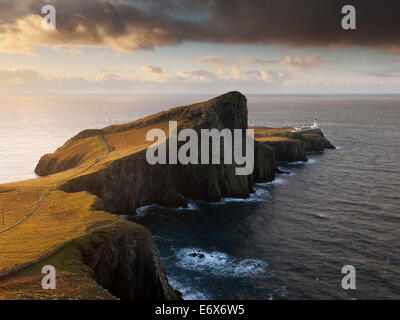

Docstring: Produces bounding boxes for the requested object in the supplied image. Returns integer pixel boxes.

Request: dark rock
[261,139,307,162]
[276,168,290,175]
[75,223,180,300]
[59,92,276,214]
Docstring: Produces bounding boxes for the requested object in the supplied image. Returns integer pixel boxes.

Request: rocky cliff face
[254,127,335,163]
[58,92,276,214]
[261,139,307,162]
[252,142,277,182]
[287,130,335,153]
[75,222,180,300]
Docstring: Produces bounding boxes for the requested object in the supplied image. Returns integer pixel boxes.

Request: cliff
[0,92,336,300]
[36,92,276,214]
[253,127,335,162]
[74,222,180,300]
[0,184,180,300]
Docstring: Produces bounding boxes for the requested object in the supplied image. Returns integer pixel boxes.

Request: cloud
[97,68,130,81]
[141,65,169,82]
[0,0,399,55]
[0,67,43,83]
[194,56,278,67]
[259,69,292,82]
[215,65,291,83]
[278,54,323,71]
[194,56,230,67]
[235,58,279,65]
[176,69,215,81]
[1,64,399,94]
[141,65,166,74]
[0,64,295,93]
[194,54,323,72]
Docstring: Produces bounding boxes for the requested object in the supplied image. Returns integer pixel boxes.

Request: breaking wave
[255,177,287,187]
[175,247,270,278]
[168,277,210,300]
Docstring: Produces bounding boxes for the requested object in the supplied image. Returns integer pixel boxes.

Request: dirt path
[0,135,110,235]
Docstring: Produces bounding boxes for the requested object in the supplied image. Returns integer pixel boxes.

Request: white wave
[255,177,287,187]
[277,168,296,176]
[187,202,199,211]
[136,201,199,216]
[136,204,161,216]
[168,277,210,300]
[216,187,271,204]
[175,248,269,278]
[175,201,199,212]
[284,158,318,165]
[216,197,252,203]
[314,213,328,219]
[286,160,306,165]
[250,187,271,200]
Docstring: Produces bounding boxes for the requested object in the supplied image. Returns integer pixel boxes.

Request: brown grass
[255,136,292,142]
[0,92,243,298]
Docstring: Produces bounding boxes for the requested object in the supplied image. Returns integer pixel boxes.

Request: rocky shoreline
[3,92,334,300]
[253,126,335,163]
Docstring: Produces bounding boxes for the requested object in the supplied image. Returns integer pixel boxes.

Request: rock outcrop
[253,127,335,162]
[51,92,276,214]
[35,92,335,215]
[260,139,307,162]
[287,130,336,153]
[25,92,336,301]
[75,222,180,300]
[252,142,277,182]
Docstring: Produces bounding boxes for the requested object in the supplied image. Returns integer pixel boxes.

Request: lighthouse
[312,118,318,129]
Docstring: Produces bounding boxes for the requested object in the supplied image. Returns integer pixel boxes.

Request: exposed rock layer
[30,92,335,301]
[55,92,276,214]
[35,92,334,214]
[261,139,307,162]
[75,223,180,300]
[254,128,335,162]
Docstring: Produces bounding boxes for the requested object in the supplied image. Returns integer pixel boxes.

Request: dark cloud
[1,0,400,53]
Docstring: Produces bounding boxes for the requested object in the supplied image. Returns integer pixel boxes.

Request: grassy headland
[0,92,334,300]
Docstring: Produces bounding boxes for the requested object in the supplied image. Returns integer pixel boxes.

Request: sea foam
[168,277,210,300]
[175,247,270,278]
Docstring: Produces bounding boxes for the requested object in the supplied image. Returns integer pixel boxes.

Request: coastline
[0,92,335,300]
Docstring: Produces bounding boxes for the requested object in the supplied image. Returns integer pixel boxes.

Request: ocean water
[1,94,399,299]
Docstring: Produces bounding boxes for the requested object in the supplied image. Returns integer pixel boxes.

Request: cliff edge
[253,126,335,162]
[36,92,276,215]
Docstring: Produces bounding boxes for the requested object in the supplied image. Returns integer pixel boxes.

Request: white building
[291,119,319,132]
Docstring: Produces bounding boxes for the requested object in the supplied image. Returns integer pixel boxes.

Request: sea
[0,94,399,299]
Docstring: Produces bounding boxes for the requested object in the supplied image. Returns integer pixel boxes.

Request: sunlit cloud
[278,55,324,71]
[0,0,399,55]
[176,70,215,82]
[0,67,43,83]
[194,56,229,68]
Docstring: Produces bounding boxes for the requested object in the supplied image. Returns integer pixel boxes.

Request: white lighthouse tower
[312,118,319,129]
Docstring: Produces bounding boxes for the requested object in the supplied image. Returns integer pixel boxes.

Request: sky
[0,0,399,94]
